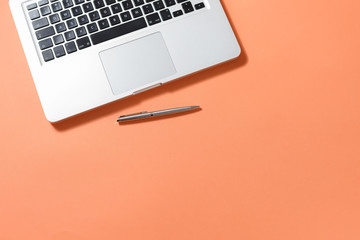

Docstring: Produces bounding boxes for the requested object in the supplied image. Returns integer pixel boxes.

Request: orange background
[1,0,360,239]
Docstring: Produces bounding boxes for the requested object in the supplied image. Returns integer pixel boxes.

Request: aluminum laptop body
[10,0,240,122]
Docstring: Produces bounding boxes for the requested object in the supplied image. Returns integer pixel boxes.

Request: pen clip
[119,111,148,118]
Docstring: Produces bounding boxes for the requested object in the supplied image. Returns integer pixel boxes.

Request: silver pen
[117,106,201,122]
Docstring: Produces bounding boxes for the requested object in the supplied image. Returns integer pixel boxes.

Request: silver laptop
[10,0,240,122]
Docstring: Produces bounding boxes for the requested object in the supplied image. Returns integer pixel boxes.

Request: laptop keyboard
[26,0,206,63]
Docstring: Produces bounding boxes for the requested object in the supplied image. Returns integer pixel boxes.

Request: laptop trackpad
[99,32,176,95]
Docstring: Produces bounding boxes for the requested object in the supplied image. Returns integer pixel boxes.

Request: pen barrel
[117,106,200,122]
[117,113,152,122]
[152,106,200,116]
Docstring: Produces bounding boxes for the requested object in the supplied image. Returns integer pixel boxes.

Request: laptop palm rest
[99,32,176,95]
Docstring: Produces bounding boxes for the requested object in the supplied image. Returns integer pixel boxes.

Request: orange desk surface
[1,0,360,239]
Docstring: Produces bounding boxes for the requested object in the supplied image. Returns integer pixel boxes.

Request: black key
[160,9,172,21]
[195,2,205,10]
[66,18,78,29]
[120,11,132,22]
[83,2,94,12]
[111,4,122,14]
[31,18,48,30]
[164,0,175,7]
[142,4,153,14]
[182,1,194,13]
[53,34,64,45]
[146,12,161,25]
[74,0,85,4]
[64,30,76,41]
[40,6,51,16]
[78,15,89,25]
[75,26,87,37]
[38,0,49,6]
[54,45,66,58]
[29,9,40,20]
[60,10,71,20]
[36,26,55,40]
[122,0,133,10]
[153,0,165,10]
[91,17,147,45]
[65,41,77,53]
[63,0,74,8]
[42,49,54,62]
[55,22,66,33]
[134,0,144,6]
[89,11,100,21]
[71,6,83,16]
[39,38,53,50]
[94,0,105,9]
[173,10,183,17]
[51,2,62,12]
[27,3,38,10]
[49,13,60,24]
[98,19,109,29]
[76,36,91,50]
[131,8,143,18]
[176,0,186,3]
[87,23,98,33]
[105,0,115,5]
[109,15,121,25]
[100,7,111,17]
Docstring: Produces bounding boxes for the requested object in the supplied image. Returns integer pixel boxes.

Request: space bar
[90,18,147,45]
